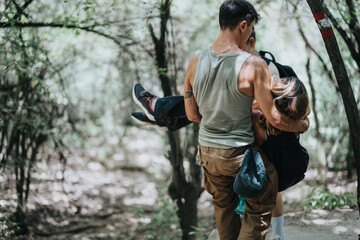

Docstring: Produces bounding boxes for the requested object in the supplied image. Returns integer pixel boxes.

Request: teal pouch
[234,196,245,215]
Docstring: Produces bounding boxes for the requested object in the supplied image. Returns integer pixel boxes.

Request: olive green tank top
[193,47,254,149]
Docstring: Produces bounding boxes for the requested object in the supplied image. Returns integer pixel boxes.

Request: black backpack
[258,50,309,192]
[261,132,309,192]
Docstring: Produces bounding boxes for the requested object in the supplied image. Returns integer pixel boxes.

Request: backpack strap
[258,50,298,78]
[258,50,276,62]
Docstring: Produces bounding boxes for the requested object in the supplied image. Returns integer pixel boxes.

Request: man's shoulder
[187,54,200,73]
[186,54,200,86]
[243,55,268,71]
[189,54,200,66]
[238,55,269,85]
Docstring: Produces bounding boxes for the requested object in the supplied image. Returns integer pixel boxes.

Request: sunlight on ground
[124,128,170,170]
[333,225,348,234]
[299,209,360,239]
[123,181,157,206]
[129,216,151,225]
[303,217,341,225]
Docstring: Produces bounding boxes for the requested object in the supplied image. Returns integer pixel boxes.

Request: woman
[246,76,309,240]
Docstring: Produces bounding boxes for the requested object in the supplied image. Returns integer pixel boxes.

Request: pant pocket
[198,147,208,166]
[220,154,243,172]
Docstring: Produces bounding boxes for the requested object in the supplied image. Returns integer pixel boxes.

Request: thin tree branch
[306,57,322,141]
[333,0,348,25]
[326,129,347,165]
[11,0,33,20]
[295,16,340,92]
[344,0,360,49]
[147,22,159,48]
[0,21,154,57]
[324,6,360,70]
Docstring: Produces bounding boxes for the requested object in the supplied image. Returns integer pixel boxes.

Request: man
[183,1,308,240]
[132,27,294,239]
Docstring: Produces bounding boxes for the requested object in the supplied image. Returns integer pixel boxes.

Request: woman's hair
[258,77,309,135]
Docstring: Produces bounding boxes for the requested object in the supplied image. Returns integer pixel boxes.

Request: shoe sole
[131,115,167,131]
[132,85,156,121]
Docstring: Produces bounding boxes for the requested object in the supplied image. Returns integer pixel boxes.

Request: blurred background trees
[0,0,358,239]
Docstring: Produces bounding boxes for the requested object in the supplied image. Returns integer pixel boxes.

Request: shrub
[304,187,357,211]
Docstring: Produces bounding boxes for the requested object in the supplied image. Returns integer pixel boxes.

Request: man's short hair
[219,0,260,30]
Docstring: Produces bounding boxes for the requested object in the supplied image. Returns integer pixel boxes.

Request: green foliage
[189,219,211,240]
[0,216,19,240]
[0,6,69,233]
[134,191,181,240]
[304,187,357,211]
[0,183,18,239]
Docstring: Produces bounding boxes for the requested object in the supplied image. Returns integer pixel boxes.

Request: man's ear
[238,20,248,32]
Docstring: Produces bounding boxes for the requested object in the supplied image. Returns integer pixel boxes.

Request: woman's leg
[271,193,285,240]
[132,84,192,131]
[272,193,284,217]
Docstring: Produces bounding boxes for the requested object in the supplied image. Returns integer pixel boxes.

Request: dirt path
[23,157,358,240]
[2,128,359,239]
[207,208,359,240]
[25,158,153,239]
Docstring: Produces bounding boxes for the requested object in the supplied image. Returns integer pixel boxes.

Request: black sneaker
[131,112,167,131]
[132,84,157,121]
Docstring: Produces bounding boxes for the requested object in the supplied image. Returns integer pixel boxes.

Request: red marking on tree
[313,11,334,39]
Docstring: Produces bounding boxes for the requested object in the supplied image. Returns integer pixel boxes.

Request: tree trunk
[148,1,203,239]
[167,126,202,240]
[306,0,360,215]
[347,137,354,179]
[13,205,28,235]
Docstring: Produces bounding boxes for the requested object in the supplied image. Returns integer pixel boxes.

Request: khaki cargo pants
[198,145,278,240]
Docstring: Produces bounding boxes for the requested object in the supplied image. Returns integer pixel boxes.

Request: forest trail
[2,128,358,240]
[18,152,358,240]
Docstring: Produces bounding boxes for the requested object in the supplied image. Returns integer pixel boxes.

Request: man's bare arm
[250,58,309,133]
[184,55,202,123]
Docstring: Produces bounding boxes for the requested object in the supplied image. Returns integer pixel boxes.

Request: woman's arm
[251,59,309,133]
[252,110,267,145]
